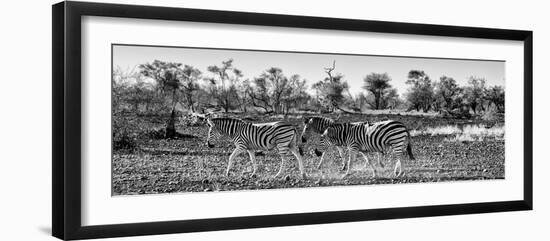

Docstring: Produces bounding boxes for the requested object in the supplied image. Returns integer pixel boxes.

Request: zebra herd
[202,115,415,179]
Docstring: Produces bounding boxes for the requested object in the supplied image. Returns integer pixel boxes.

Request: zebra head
[301,117,313,143]
[301,116,334,143]
[205,118,221,148]
[314,129,330,157]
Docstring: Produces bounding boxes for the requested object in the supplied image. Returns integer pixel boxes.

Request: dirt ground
[112,113,504,195]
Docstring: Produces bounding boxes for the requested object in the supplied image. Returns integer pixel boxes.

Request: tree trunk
[165,108,177,139]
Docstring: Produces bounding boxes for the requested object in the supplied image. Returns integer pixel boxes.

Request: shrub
[112,115,139,151]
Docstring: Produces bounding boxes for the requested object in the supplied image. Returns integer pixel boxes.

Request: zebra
[300,116,384,170]
[315,120,415,178]
[206,117,306,179]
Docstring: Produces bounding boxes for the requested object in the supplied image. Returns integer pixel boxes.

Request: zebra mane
[210,117,245,122]
[208,117,247,137]
[305,116,335,124]
[209,117,247,129]
[303,116,330,123]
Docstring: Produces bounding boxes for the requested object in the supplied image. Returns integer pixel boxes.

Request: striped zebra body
[206,117,305,178]
[301,116,380,169]
[317,120,414,177]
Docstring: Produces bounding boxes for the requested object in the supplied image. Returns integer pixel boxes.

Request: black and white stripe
[206,117,305,178]
[301,116,347,169]
[301,116,376,169]
[316,120,415,177]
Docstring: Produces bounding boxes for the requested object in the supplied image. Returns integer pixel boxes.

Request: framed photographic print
[52,1,533,240]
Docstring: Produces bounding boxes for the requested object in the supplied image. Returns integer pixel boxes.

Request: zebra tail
[406,130,415,160]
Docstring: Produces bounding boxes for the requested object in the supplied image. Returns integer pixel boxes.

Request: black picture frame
[52,1,533,240]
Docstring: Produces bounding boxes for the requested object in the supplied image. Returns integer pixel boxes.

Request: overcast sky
[113,44,505,96]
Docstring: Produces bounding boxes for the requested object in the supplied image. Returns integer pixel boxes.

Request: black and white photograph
[1,0,545,240]
[112,44,506,195]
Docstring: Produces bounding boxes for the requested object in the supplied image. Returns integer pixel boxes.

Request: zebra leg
[316,151,327,169]
[336,146,346,171]
[226,148,243,177]
[342,150,356,178]
[377,152,385,168]
[247,150,258,177]
[290,148,307,179]
[393,158,402,177]
[360,152,376,178]
[275,155,286,178]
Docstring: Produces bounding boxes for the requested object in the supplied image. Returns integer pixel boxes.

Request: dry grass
[411,124,505,142]
[361,109,440,117]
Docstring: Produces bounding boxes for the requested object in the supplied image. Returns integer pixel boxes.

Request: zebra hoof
[314,149,323,157]
[282,175,291,182]
[340,174,349,179]
[301,173,307,179]
[251,173,257,178]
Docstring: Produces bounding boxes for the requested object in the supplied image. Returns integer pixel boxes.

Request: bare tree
[206,59,243,113]
[312,61,350,113]
[247,67,290,114]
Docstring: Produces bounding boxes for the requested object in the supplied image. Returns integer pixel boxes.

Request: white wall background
[0,0,547,240]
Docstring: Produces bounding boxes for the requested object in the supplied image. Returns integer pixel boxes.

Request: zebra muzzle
[206,141,214,148]
[314,149,323,157]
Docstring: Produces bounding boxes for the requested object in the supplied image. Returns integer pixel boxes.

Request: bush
[481,106,503,122]
[112,115,139,151]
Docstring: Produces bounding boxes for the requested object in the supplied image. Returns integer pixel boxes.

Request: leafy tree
[382,88,401,110]
[139,60,199,138]
[179,65,202,112]
[484,85,505,112]
[362,72,392,109]
[139,60,184,110]
[434,76,461,111]
[405,70,434,112]
[355,92,368,111]
[463,76,487,114]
